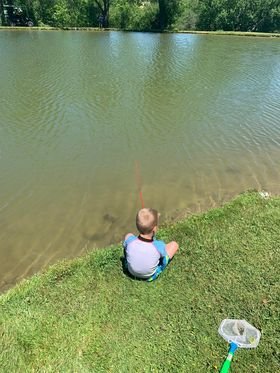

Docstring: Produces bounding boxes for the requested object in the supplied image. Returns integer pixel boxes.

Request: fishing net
[218,319,261,348]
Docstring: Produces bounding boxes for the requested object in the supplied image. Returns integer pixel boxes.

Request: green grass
[0,27,279,37]
[0,191,279,372]
[177,30,280,37]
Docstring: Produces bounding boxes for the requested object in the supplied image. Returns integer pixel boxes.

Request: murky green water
[0,31,279,291]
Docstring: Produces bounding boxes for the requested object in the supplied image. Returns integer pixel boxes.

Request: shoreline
[1,190,279,371]
[0,189,277,295]
[0,188,277,294]
[0,26,279,37]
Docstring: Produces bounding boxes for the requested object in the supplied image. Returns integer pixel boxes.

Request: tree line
[0,0,279,32]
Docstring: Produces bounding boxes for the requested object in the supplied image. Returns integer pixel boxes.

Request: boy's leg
[147,242,178,282]
[147,255,169,282]
[165,241,179,259]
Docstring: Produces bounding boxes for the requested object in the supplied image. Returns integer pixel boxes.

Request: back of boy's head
[136,208,158,235]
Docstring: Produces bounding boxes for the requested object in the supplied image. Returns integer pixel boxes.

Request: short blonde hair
[136,208,159,235]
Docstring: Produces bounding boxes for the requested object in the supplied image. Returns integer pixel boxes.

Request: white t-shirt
[123,235,167,278]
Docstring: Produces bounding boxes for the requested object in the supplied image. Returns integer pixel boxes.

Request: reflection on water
[0,31,280,291]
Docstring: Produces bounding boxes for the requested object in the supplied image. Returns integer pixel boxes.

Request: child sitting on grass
[123,208,178,281]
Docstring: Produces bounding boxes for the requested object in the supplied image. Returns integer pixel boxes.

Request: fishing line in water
[135,160,145,208]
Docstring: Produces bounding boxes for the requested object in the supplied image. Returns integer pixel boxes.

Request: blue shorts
[123,254,170,282]
[146,255,170,282]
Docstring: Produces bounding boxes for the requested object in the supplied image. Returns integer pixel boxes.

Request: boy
[123,208,178,281]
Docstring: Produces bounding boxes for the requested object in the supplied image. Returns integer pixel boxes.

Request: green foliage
[14,0,97,27]
[173,0,199,30]
[6,0,279,31]
[52,1,71,27]
[129,1,158,30]
[110,1,128,28]
[196,0,280,32]
[157,0,181,29]
[110,0,158,30]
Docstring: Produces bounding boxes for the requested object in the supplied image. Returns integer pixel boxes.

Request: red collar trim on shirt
[138,235,153,243]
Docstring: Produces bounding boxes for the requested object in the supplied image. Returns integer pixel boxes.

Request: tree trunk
[158,0,166,30]
[0,0,4,26]
[94,0,110,27]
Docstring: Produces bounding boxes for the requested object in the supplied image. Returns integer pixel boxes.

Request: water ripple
[1,32,280,292]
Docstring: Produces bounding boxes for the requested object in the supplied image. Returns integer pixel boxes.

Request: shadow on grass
[120,256,146,282]
[120,256,174,282]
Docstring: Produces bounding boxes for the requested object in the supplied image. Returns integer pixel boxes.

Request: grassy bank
[0,191,279,372]
[0,26,279,37]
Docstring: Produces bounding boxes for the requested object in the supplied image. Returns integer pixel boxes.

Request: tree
[157,0,180,29]
[17,0,37,25]
[195,0,280,32]
[2,0,278,31]
[94,0,110,27]
[157,0,166,29]
[0,0,4,25]
[173,0,199,30]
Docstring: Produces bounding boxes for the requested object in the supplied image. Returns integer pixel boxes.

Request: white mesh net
[218,319,261,348]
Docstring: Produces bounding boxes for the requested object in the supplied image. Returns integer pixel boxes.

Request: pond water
[0,31,279,291]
